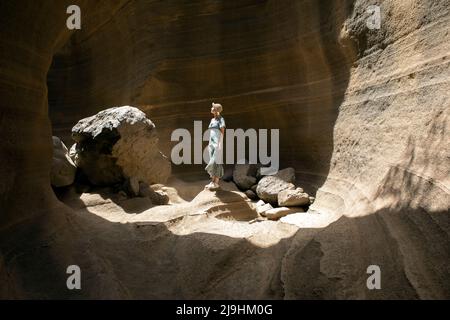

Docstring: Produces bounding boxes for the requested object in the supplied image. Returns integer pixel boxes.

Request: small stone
[278,188,310,207]
[249,217,266,224]
[256,203,273,215]
[309,196,315,204]
[245,190,258,200]
[256,200,265,207]
[264,207,296,220]
[138,181,169,205]
[68,143,80,166]
[149,190,169,205]
[117,190,128,200]
[50,136,77,187]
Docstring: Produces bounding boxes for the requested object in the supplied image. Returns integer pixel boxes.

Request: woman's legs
[205,176,217,189]
[206,176,220,189]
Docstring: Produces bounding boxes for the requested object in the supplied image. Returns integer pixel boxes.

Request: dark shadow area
[2,193,449,299]
[282,207,450,299]
[47,37,96,147]
[53,185,155,214]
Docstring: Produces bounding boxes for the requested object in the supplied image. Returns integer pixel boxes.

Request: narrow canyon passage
[1,0,449,299]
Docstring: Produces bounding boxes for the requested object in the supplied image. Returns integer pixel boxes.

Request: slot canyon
[0,0,449,299]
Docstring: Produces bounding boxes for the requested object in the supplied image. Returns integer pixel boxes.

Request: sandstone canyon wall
[1,0,449,299]
[47,0,356,187]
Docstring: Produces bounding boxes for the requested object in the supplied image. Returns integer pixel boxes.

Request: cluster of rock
[228,164,314,220]
[50,106,172,205]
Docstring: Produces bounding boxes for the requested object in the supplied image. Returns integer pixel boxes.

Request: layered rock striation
[0,0,449,299]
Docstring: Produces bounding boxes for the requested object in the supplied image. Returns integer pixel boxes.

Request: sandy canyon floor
[51,174,342,299]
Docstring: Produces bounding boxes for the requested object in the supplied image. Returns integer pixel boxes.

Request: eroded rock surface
[1,0,449,300]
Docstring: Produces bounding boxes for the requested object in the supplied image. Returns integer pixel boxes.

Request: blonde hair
[212,102,223,113]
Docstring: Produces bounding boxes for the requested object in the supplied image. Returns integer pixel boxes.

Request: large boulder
[71,106,171,186]
[256,168,296,205]
[50,136,77,187]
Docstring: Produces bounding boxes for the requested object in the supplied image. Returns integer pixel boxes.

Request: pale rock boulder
[278,188,310,207]
[71,106,171,186]
[50,136,77,187]
[256,168,296,205]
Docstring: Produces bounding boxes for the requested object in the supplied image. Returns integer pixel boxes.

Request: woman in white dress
[205,102,226,190]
